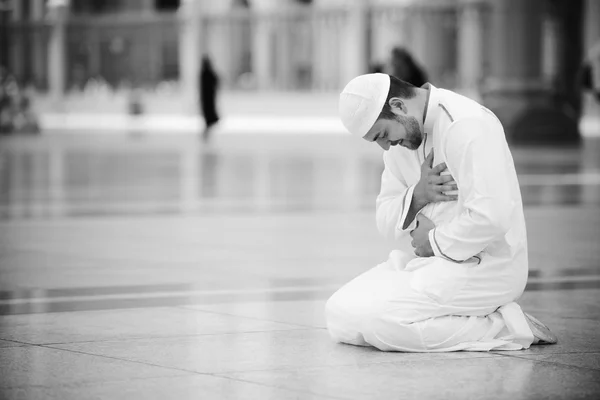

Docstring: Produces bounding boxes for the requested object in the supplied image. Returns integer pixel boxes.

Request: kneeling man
[326,73,557,352]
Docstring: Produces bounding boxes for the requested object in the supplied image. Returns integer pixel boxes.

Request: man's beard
[396,115,423,150]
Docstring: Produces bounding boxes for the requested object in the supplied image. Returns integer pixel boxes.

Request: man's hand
[402,149,458,230]
[410,214,435,257]
[413,149,458,210]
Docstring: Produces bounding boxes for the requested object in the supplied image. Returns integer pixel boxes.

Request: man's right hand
[413,149,458,210]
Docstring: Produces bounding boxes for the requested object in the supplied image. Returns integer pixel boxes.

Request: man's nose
[376,138,390,151]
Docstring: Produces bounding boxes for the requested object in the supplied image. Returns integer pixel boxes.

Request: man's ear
[389,97,407,115]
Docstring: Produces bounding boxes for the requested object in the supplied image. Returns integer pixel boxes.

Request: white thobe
[326,84,534,352]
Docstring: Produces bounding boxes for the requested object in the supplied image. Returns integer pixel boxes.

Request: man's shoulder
[437,89,484,123]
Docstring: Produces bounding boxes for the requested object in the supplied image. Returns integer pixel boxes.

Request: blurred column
[276,22,294,89]
[341,0,369,85]
[252,0,278,90]
[47,0,69,102]
[457,0,483,100]
[583,0,600,112]
[482,0,579,143]
[10,0,23,79]
[178,0,203,114]
[252,15,272,89]
[410,1,455,87]
[202,1,234,88]
[584,0,600,53]
[31,0,46,89]
[0,0,10,68]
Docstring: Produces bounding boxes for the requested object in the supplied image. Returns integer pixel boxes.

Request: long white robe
[326,85,534,352]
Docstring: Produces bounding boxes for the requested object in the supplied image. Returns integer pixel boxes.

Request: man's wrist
[411,190,428,212]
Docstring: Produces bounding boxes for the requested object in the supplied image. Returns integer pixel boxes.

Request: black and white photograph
[0,0,599,399]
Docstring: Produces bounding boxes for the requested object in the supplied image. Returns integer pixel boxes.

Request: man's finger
[429,174,454,184]
[426,149,434,168]
[436,184,458,193]
[436,194,459,202]
[430,162,447,175]
[416,213,432,223]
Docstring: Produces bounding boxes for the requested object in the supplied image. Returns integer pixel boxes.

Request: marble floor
[0,133,599,399]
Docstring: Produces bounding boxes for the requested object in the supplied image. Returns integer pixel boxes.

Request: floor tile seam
[209,353,505,376]
[210,374,347,400]
[491,351,600,372]
[174,305,325,329]
[0,338,29,345]
[0,372,198,391]
[38,343,222,377]
[5,327,322,347]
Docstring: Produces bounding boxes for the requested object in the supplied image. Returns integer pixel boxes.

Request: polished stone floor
[0,133,599,399]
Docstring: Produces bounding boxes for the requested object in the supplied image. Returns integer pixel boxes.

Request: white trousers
[325,251,534,352]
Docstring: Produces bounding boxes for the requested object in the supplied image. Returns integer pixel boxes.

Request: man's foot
[524,312,558,345]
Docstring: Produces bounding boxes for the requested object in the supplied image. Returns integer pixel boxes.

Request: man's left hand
[410,214,435,257]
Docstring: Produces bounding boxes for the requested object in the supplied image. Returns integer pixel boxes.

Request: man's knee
[326,290,424,351]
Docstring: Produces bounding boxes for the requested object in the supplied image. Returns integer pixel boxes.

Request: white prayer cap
[339,73,390,137]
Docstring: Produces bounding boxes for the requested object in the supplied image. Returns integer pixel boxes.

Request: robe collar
[422,83,441,136]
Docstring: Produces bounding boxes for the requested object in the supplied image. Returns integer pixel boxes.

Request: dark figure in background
[0,66,39,134]
[389,47,428,88]
[580,41,600,103]
[199,56,220,142]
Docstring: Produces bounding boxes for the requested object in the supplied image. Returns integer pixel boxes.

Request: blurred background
[0,0,598,224]
[1,3,600,397]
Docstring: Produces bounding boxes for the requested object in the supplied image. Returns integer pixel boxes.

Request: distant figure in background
[0,66,39,135]
[370,62,384,74]
[199,55,220,142]
[0,66,17,134]
[580,40,600,103]
[389,47,428,88]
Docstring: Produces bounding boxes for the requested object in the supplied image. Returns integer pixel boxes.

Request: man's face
[363,115,423,151]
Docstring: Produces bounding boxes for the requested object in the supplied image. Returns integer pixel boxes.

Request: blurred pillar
[47,0,69,102]
[178,0,203,114]
[252,0,280,90]
[341,0,369,85]
[31,0,46,89]
[10,0,23,80]
[276,21,294,89]
[0,0,9,68]
[202,1,235,89]
[550,0,584,125]
[410,1,455,87]
[482,0,579,143]
[457,0,483,99]
[584,0,600,52]
[32,0,45,18]
[252,15,272,90]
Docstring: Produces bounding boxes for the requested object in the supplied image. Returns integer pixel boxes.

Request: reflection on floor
[1,134,599,399]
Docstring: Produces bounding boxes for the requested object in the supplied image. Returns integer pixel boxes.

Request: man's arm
[376,150,457,241]
[429,117,517,262]
[375,153,416,241]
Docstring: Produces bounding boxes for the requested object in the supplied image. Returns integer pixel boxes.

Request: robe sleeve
[375,151,418,241]
[428,117,516,262]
